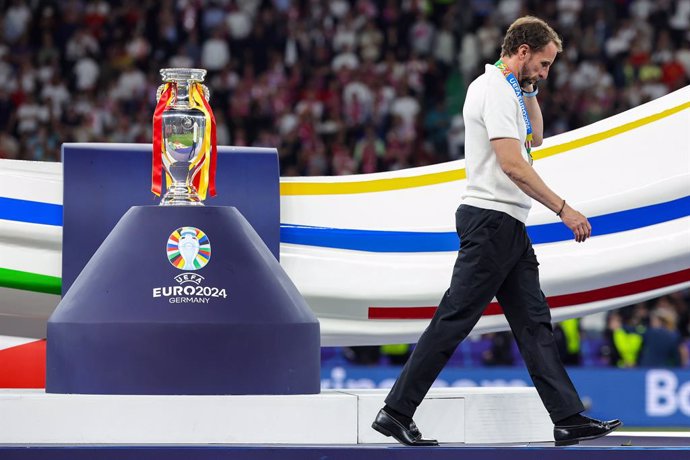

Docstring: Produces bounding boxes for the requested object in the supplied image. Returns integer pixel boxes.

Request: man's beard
[520,77,535,88]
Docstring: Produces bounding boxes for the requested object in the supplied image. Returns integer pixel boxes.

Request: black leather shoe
[372,408,439,446]
[554,417,622,446]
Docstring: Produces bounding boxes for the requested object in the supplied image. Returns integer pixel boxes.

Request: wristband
[522,87,538,98]
[556,199,566,217]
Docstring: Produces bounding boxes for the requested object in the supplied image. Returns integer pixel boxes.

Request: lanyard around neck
[494,60,534,165]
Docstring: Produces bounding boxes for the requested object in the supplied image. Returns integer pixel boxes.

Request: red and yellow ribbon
[151,82,217,200]
[189,82,217,200]
[151,83,174,197]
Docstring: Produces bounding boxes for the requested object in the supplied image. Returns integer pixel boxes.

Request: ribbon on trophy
[151,82,217,199]
[189,82,217,199]
[151,83,173,197]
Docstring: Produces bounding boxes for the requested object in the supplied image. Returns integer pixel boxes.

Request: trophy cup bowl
[157,68,210,206]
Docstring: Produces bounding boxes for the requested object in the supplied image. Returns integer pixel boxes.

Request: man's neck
[499,55,521,78]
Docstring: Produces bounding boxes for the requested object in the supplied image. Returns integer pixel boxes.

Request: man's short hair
[501,16,563,56]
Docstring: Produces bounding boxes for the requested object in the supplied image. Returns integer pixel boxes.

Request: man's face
[519,41,559,87]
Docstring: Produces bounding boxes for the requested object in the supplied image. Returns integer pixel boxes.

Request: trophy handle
[156,84,166,103]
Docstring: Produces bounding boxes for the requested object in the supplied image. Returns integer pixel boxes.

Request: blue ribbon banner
[281,195,690,251]
[1,195,688,252]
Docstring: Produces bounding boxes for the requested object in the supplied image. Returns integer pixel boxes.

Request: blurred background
[1,0,689,427]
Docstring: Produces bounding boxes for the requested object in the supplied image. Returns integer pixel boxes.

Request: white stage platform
[0,387,553,444]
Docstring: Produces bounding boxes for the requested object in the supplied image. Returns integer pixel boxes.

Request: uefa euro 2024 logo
[167,227,211,270]
[154,226,226,302]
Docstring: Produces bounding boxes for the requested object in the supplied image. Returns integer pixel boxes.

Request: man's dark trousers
[384,204,585,423]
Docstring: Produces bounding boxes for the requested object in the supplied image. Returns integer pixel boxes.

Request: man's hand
[559,203,592,243]
[491,139,592,243]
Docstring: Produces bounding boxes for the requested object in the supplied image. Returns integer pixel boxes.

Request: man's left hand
[559,204,592,243]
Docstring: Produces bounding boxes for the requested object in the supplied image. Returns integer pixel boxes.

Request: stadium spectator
[554,318,583,366]
[353,125,385,173]
[201,28,231,71]
[3,0,31,45]
[603,306,645,368]
[638,302,688,367]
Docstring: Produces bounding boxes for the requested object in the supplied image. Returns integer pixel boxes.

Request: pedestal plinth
[47,206,320,395]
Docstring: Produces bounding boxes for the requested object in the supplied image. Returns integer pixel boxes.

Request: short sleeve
[483,80,520,141]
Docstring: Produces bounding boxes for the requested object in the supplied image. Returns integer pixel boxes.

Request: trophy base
[47,205,319,395]
[160,188,204,206]
[159,197,204,206]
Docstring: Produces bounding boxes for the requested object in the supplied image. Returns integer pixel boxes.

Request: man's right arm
[490,137,592,243]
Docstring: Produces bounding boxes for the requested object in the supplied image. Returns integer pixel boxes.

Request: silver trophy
[156,68,211,206]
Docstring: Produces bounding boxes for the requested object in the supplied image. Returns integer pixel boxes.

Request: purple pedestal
[47,206,319,395]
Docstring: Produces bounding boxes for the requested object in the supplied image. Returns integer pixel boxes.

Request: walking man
[372,16,621,447]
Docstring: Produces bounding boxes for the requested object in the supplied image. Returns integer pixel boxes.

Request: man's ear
[518,44,531,60]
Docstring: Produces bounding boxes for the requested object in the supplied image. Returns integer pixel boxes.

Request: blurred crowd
[1,0,689,174]
[601,293,690,368]
[337,292,690,368]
